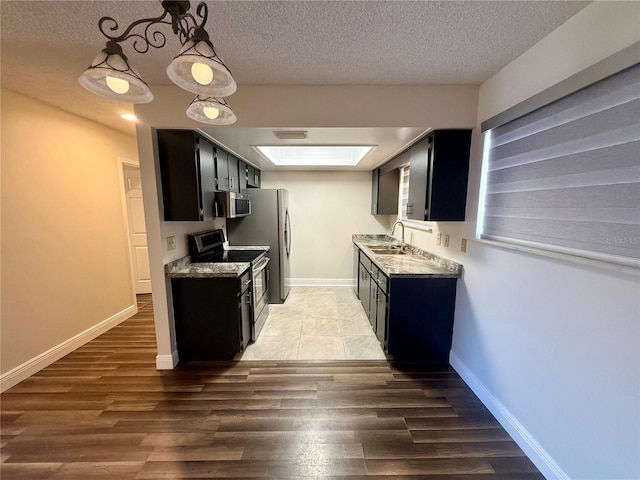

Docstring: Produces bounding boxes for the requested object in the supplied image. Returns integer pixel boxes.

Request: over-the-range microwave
[214,191,251,218]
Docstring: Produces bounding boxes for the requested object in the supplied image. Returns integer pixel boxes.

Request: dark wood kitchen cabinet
[357,251,389,349]
[171,269,252,361]
[371,168,399,215]
[214,148,240,193]
[156,129,216,221]
[247,164,261,188]
[355,247,457,362]
[407,129,472,222]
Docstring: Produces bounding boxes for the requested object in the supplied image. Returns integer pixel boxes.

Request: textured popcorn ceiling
[1,1,589,145]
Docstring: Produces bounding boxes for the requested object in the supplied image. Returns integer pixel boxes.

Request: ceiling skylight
[254,146,374,166]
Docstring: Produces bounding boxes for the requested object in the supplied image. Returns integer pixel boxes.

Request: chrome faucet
[391,220,406,250]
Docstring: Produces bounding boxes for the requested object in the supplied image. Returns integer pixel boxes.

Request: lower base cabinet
[356,248,457,362]
[171,270,252,361]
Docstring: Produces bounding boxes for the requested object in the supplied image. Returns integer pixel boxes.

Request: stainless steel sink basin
[368,246,408,255]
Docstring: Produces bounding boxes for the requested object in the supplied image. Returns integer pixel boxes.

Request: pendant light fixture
[79,1,237,124]
[186,96,237,125]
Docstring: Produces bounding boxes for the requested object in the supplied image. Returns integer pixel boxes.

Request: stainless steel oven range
[187,228,270,342]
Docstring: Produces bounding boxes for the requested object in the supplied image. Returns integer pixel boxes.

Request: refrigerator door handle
[284,210,291,258]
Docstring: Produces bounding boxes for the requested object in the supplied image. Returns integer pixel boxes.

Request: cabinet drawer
[359,252,372,272]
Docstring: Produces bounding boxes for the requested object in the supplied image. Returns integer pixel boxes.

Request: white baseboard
[289,278,356,287]
[156,350,179,369]
[450,352,567,480]
[0,304,138,393]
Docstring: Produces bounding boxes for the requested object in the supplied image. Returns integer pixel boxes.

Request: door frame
[117,157,150,301]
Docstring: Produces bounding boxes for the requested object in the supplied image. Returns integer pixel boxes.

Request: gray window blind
[481,63,640,266]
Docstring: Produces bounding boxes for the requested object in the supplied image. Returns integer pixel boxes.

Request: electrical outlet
[461,238,467,253]
[167,236,176,251]
[436,233,442,246]
[444,234,450,247]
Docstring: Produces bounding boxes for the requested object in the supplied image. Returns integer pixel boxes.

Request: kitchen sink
[368,246,408,255]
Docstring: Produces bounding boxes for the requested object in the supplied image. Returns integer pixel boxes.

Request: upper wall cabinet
[214,149,240,193]
[371,169,399,215]
[246,164,261,188]
[157,130,216,221]
[407,130,472,222]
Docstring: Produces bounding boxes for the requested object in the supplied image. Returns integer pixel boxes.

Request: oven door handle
[253,256,270,274]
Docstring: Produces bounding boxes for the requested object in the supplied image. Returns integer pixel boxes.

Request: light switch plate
[167,236,176,251]
[444,234,450,247]
[461,238,467,253]
[436,233,442,246]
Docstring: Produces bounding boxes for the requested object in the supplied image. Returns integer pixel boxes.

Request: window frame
[476,45,640,271]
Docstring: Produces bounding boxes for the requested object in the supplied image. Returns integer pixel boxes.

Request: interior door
[123,165,151,294]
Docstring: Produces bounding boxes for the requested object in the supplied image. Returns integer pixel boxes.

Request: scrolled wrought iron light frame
[79,0,237,124]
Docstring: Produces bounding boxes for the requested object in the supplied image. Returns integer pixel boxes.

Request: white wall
[262,171,391,282]
[389,3,639,479]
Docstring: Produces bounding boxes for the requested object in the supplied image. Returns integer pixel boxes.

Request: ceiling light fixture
[254,146,375,167]
[79,1,237,124]
[120,113,138,121]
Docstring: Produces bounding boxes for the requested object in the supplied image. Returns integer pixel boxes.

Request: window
[479,63,640,268]
[399,165,410,220]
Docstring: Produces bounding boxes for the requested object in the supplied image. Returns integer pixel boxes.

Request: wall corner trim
[156,351,179,370]
[450,353,569,480]
[0,304,138,393]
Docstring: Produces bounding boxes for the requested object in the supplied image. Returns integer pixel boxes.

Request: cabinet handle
[245,292,252,306]
[407,204,413,214]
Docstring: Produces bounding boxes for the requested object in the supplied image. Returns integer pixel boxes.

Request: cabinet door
[429,130,472,221]
[238,160,248,191]
[239,286,252,351]
[197,137,216,221]
[157,130,211,221]
[228,153,239,193]
[407,136,430,221]
[215,148,229,191]
[358,261,371,321]
[371,169,400,215]
[247,165,261,188]
[376,286,388,350]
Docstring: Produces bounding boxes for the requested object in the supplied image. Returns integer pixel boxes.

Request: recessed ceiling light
[254,146,374,166]
[120,113,137,121]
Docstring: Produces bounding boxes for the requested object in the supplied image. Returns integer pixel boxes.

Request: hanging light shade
[79,41,153,104]
[166,27,237,97]
[186,96,237,125]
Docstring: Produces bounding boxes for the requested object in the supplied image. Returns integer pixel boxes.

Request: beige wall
[1,89,139,378]
[262,171,391,281]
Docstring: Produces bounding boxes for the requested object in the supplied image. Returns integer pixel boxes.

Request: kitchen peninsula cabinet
[157,130,216,221]
[171,269,252,361]
[354,237,461,362]
[407,129,472,222]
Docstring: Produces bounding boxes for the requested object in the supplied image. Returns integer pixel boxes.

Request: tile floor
[236,286,387,360]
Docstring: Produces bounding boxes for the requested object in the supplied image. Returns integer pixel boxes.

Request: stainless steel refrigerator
[227,189,291,303]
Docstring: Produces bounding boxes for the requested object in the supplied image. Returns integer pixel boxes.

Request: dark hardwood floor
[1,294,543,479]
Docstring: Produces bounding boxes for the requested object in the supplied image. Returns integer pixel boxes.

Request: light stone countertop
[353,234,462,278]
[165,246,269,278]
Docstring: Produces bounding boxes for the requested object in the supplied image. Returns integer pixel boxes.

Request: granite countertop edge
[165,246,270,278]
[353,234,462,278]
